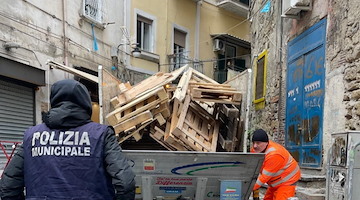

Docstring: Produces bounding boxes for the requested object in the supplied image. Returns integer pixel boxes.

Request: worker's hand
[253,189,260,200]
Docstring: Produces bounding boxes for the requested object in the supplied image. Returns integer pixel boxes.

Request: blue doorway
[285,18,327,168]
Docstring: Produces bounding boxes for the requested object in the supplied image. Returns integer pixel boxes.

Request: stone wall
[250,0,360,172]
[249,0,283,143]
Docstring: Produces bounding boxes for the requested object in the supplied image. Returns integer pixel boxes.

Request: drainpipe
[194,0,202,63]
[62,0,68,66]
[124,0,131,68]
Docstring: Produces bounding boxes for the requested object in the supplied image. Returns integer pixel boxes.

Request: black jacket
[0,79,135,200]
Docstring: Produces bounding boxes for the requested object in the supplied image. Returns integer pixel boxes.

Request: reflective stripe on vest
[262,156,293,177]
[256,179,265,187]
[269,165,300,187]
[265,147,276,154]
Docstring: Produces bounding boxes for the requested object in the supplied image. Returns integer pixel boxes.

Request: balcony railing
[168,54,203,73]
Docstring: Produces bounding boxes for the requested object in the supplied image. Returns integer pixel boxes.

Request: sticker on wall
[143,159,155,171]
[220,180,242,200]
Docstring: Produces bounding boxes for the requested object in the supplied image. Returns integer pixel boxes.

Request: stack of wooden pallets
[105,65,242,152]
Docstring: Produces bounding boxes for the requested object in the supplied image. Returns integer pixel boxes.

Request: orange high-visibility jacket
[253,141,301,190]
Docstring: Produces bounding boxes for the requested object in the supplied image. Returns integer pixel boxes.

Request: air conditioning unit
[282,0,312,19]
[213,39,225,52]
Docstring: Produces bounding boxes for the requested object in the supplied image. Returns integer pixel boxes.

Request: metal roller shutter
[0,78,34,169]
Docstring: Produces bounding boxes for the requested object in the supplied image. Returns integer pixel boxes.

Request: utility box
[326,132,360,200]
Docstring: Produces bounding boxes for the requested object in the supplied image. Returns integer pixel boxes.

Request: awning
[210,33,251,49]
[47,61,98,83]
[0,56,45,86]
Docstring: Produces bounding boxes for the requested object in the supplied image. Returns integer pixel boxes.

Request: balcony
[216,0,250,18]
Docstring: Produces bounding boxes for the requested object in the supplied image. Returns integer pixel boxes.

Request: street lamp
[131,47,141,58]
[116,43,141,58]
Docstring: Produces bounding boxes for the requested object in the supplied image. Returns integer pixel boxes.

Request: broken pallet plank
[113,110,153,133]
[106,87,168,125]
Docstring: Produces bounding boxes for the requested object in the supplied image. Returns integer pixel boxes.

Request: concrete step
[297,174,326,188]
[296,186,325,200]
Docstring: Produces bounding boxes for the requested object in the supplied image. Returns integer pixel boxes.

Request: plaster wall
[200,2,250,78]
[0,0,125,124]
[131,0,251,78]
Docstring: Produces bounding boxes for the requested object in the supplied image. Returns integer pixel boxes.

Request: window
[137,15,153,52]
[236,0,250,6]
[253,50,267,110]
[173,29,187,70]
[82,0,103,24]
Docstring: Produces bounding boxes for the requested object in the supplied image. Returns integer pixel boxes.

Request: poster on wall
[220,180,242,200]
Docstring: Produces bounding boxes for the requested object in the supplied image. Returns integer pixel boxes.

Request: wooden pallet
[170,95,219,152]
[111,65,187,107]
[106,87,169,126]
[113,110,153,133]
[149,126,179,151]
[118,120,153,143]
[217,104,240,152]
[189,82,242,105]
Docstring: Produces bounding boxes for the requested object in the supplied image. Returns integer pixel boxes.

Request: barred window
[83,0,103,23]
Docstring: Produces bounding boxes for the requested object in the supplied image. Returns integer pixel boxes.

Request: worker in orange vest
[251,129,301,200]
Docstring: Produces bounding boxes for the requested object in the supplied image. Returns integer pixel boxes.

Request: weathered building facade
[250,0,360,197]
[128,0,251,83]
[0,0,252,170]
[0,0,127,169]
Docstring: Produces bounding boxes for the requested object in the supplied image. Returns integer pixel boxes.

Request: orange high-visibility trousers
[263,185,296,200]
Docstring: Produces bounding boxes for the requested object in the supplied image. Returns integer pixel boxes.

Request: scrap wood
[113,110,153,133]
[112,65,188,108]
[188,82,242,105]
[172,68,193,102]
[106,86,168,126]
[191,68,218,84]
[170,96,219,152]
[105,65,242,151]
[149,126,177,151]
[163,122,191,151]
[118,120,153,143]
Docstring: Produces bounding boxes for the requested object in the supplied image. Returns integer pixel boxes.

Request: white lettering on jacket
[31,131,91,157]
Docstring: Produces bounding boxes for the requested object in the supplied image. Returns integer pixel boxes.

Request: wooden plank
[189,82,230,88]
[210,121,219,152]
[220,104,239,119]
[106,87,168,125]
[191,69,218,84]
[118,65,188,106]
[119,120,153,143]
[154,113,166,126]
[173,128,203,151]
[191,88,240,97]
[151,102,170,117]
[191,97,241,105]
[152,126,165,140]
[173,69,193,102]
[218,134,232,151]
[149,132,176,151]
[183,119,210,141]
[177,127,211,152]
[132,132,143,141]
[189,102,216,122]
[169,99,181,134]
[176,95,191,130]
[113,110,153,133]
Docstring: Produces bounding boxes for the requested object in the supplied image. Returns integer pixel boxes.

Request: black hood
[43,79,92,129]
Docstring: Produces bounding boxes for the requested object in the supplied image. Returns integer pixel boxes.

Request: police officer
[0,79,136,200]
